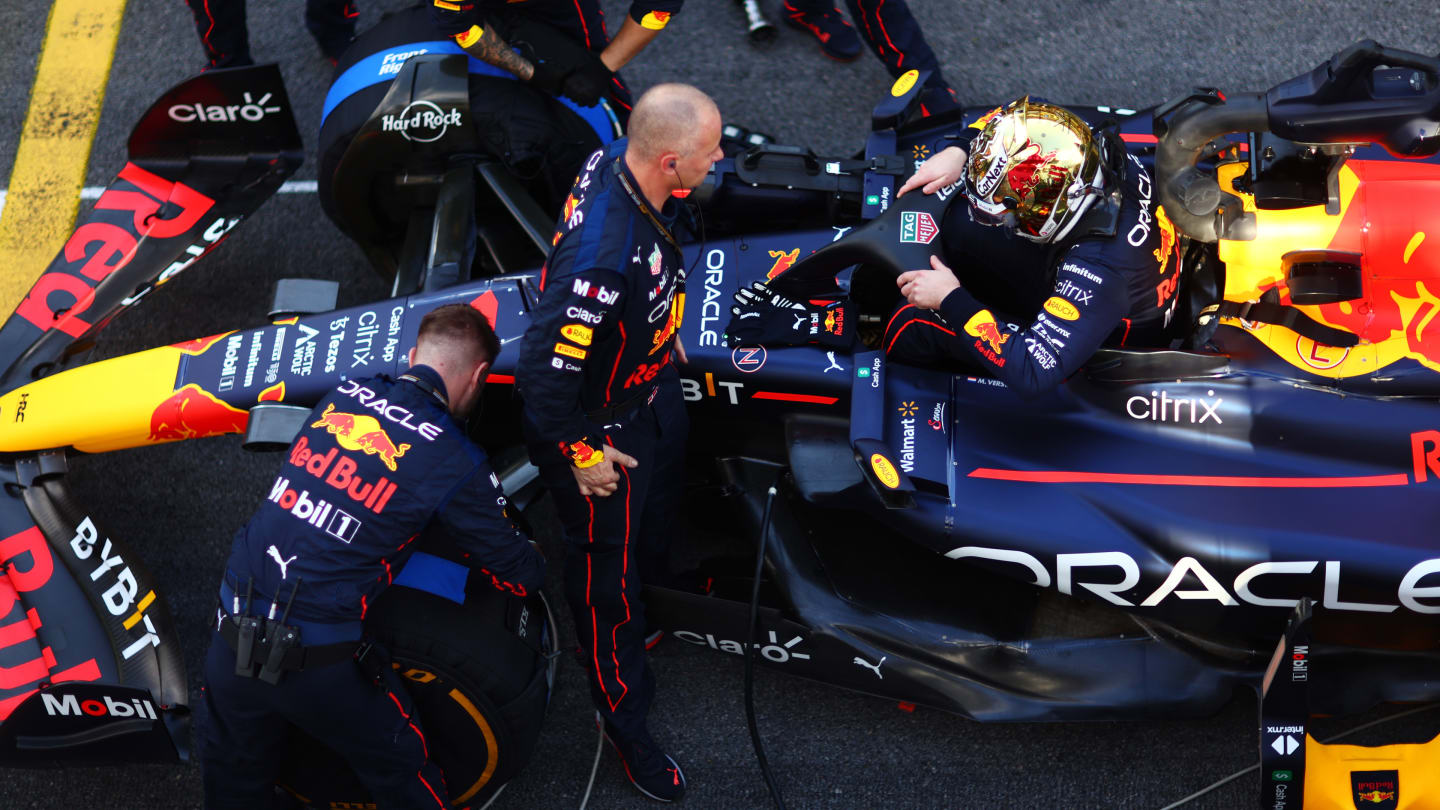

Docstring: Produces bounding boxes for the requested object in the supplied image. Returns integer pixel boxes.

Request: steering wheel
[767,183,962,299]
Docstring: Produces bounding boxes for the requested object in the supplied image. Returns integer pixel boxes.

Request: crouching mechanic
[885,97,1182,396]
[200,303,544,809]
[516,83,723,802]
[430,0,683,116]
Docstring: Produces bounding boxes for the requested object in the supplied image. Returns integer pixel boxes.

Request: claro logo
[168,92,282,123]
[42,692,158,720]
[674,630,811,663]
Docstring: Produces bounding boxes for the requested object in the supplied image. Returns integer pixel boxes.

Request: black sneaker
[782,3,862,62]
[597,712,686,802]
[644,629,665,650]
[917,85,962,117]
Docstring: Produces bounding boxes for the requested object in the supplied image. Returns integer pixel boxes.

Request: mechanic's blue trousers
[529,380,687,744]
[199,633,447,810]
[183,0,357,68]
[787,0,950,93]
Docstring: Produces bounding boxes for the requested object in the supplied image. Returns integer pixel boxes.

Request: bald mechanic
[201,304,543,809]
[516,84,722,802]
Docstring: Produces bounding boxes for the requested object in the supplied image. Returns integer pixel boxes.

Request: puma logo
[823,351,843,373]
[793,313,806,330]
[267,545,297,580]
[853,655,886,679]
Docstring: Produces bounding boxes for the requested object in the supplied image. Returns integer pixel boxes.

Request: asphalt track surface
[1,2,1439,808]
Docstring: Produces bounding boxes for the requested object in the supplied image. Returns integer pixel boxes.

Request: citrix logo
[42,692,158,720]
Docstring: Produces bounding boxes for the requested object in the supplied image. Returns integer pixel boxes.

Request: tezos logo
[380,100,463,143]
[169,92,282,123]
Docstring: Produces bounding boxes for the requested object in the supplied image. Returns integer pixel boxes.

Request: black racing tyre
[317,5,605,254]
[276,582,556,809]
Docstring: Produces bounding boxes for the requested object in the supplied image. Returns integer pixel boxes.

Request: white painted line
[0,180,318,218]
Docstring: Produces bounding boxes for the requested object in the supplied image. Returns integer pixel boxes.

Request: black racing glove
[561,53,613,107]
[526,59,566,97]
[724,282,853,348]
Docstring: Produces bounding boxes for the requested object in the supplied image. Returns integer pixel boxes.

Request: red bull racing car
[1,17,1439,807]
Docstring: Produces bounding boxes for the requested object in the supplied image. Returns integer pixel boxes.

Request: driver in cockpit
[885,97,1183,397]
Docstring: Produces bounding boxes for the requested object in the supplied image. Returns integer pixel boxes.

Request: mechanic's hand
[560,53,613,107]
[572,446,639,497]
[897,255,962,310]
[526,59,566,97]
[672,334,688,365]
[898,145,968,198]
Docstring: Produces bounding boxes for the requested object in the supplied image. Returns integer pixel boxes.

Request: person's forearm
[458,24,534,80]
[600,17,659,72]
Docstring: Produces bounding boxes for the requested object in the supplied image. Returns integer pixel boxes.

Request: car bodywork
[1,38,1438,766]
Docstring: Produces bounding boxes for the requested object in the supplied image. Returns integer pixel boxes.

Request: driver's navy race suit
[515,138,689,744]
[200,365,543,809]
[884,146,1181,398]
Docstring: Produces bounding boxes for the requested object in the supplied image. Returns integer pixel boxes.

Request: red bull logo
[1232,161,1440,377]
[766,248,799,281]
[16,163,215,338]
[641,10,671,29]
[1153,206,1178,275]
[149,384,250,441]
[311,404,410,472]
[964,310,1010,366]
[823,308,845,335]
[1356,790,1396,803]
[650,294,683,355]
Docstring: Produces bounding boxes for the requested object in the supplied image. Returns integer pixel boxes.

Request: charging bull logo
[964,310,1009,366]
[1237,161,1440,378]
[766,248,799,281]
[311,404,410,472]
[149,384,249,441]
[1351,769,1399,809]
[1154,206,1178,275]
[650,292,685,355]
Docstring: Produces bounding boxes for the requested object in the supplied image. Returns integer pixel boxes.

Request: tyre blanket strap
[1201,300,1359,348]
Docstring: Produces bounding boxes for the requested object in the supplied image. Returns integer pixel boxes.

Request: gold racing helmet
[964,97,1106,242]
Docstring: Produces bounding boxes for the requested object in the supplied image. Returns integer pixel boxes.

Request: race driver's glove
[561,53,613,107]
[725,282,853,348]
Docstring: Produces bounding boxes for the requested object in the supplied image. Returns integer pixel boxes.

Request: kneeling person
[200,303,544,809]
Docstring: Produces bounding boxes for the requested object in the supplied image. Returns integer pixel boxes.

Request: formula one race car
[1,16,1438,807]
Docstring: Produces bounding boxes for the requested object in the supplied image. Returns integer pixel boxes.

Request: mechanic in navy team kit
[430,0,683,117]
[777,0,959,115]
[884,97,1182,395]
[199,304,544,809]
[184,0,358,68]
[515,83,723,803]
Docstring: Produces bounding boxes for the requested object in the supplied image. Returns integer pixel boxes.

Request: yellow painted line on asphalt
[0,0,128,316]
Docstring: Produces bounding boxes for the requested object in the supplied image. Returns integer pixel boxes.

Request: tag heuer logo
[899,211,938,244]
[1351,770,1398,809]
